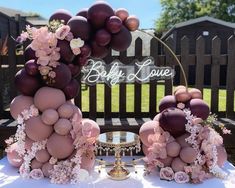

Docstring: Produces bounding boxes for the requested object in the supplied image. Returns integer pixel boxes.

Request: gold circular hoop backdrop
[138,29,188,90]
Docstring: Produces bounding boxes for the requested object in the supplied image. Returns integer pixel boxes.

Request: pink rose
[55,25,70,40]
[65,32,74,41]
[82,123,92,137]
[48,71,56,79]
[38,66,52,76]
[160,167,174,181]
[177,103,185,109]
[72,48,81,55]
[37,56,51,66]
[192,118,203,125]
[174,171,189,183]
[29,169,44,180]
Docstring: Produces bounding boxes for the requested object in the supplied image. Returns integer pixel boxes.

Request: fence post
[8,18,18,101]
[164,37,174,95]
[211,36,221,114]
[226,36,235,117]
[149,38,158,116]
[134,37,142,118]
[195,36,205,94]
[180,36,189,85]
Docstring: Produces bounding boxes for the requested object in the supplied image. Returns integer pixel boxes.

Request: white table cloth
[0,156,235,188]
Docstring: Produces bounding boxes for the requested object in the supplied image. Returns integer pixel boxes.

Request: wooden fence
[0,35,235,120]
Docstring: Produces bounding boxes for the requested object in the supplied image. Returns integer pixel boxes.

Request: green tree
[156,0,235,33]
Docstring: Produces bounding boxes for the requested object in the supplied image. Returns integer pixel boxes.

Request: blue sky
[0,0,161,29]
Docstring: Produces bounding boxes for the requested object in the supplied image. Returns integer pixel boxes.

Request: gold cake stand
[96,131,141,180]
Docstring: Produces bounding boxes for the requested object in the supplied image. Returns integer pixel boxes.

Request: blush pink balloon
[34,87,66,111]
[47,133,74,159]
[58,103,74,119]
[142,144,150,156]
[41,109,59,125]
[80,150,95,172]
[25,116,54,141]
[139,121,159,147]
[153,113,161,121]
[180,147,198,164]
[31,159,43,169]
[54,118,72,135]
[10,95,34,119]
[42,162,53,177]
[24,137,34,151]
[171,157,187,172]
[176,133,191,148]
[35,149,51,163]
[81,119,100,138]
[6,143,23,168]
[158,156,173,167]
[216,145,227,167]
[166,141,181,157]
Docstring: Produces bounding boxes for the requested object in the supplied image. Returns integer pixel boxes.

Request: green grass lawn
[80,84,234,113]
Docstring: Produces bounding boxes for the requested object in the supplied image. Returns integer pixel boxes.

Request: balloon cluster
[139,86,228,183]
[18,1,139,100]
[50,1,139,59]
[7,87,100,183]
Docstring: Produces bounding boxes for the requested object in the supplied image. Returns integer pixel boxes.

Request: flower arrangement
[139,86,230,184]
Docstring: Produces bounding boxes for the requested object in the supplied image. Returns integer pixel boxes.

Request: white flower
[77,169,89,182]
[70,38,84,49]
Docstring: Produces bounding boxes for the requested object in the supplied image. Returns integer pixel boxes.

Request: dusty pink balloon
[175,88,191,103]
[34,87,66,111]
[41,109,59,125]
[166,141,181,157]
[115,8,129,22]
[139,121,159,147]
[124,15,139,31]
[158,95,177,112]
[80,150,95,172]
[35,149,51,163]
[216,145,227,167]
[176,133,191,148]
[58,103,74,119]
[6,143,23,168]
[47,133,74,159]
[171,157,187,172]
[31,159,43,169]
[81,119,100,138]
[10,95,34,119]
[173,85,186,95]
[42,162,53,177]
[180,147,198,164]
[54,118,72,135]
[189,88,202,99]
[25,116,53,141]
[158,156,173,167]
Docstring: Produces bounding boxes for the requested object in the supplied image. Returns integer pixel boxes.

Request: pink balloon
[216,145,227,167]
[171,157,187,172]
[24,137,34,150]
[31,159,43,169]
[10,95,34,119]
[58,103,74,119]
[139,121,159,147]
[35,149,51,163]
[54,118,72,135]
[47,133,74,159]
[81,119,100,138]
[42,162,53,177]
[142,144,150,156]
[25,116,54,141]
[6,143,23,168]
[34,87,66,111]
[41,109,59,125]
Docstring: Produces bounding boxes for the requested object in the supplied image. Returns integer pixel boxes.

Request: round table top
[97,131,139,147]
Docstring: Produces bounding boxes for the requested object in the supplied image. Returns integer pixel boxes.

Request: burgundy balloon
[115,8,129,22]
[80,44,91,57]
[95,29,111,46]
[158,95,177,112]
[45,63,72,89]
[110,26,132,51]
[25,59,39,76]
[87,1,114,29]
[189,99,210,120]
[49,9,72,24]
[68,64,81,78]
[15,69,41,96]
[106,16,122,34]
[57,40,75,63]
[24,45,36,62]
[76,8,88,18]
[91,40,109,58]
[62,79,80,100]
[67,16,90,40]
[159,108,187,137]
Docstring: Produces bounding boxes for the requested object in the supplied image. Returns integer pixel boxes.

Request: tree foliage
[156,0,235,33]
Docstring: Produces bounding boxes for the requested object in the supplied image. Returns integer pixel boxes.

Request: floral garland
[18,22,85,83]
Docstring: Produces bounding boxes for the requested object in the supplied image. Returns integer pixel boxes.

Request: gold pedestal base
[107,165,130,180]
